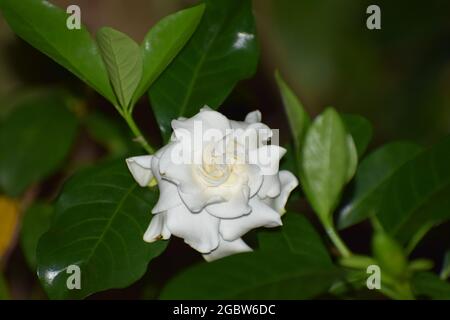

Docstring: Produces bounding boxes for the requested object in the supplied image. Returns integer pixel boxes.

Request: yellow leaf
[0,197,19,259]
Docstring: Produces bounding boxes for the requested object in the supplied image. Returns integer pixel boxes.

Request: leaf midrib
[82,183,137,268]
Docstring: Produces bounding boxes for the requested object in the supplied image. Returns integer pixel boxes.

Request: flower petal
[264,170,299,215]
[166,205,220,253]
[245,110,262,123]
[258,174,281,198]
[143,213,171,242]
[126,155,153,187]
[206,185,251,218]
[172,107,231,138]
[219,197,282,241]
[247,164,263,197]
[249,145,286,175]
[203,238,252,262]
[151,156,182,213]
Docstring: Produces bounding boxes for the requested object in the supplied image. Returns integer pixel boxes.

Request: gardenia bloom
[126,107,298,261]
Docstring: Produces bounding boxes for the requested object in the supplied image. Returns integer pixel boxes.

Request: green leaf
[375,136,450,243]
[338,142,423,229]
[300,108,351,222]
[36,160,167,299]
[412,272,450,299]
[258,213,332,265]
[275,71,310,152]
[20,203,53,270]
[149,0,259,140]
[0,0,116,104]
[83,112,134,157]
[441,251,450,280]
[0,273,10,300]
[0,92,78,196]
[97,27,143,110]
[346,135,358,182]
[160,213,340,299]
[341,114,373,157]
[132,4,205,105]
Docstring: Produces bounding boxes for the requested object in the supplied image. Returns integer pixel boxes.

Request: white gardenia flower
[126,107,298,261]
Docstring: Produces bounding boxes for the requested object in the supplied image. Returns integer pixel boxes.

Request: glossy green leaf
[275,71,310,152]
[338,142,423,229]
[36,160,167,299]
[149,0,259,140]
[258,213,332,265]
[20,203,53,270]
[0,92,78,196]
[97,27,143,110]
[412,272,450,299]
[375,136,450,243]
[300,108,351,222]
[160,213,340,299]
[341,114,373,157]
[0,0,116,104]
[132,4,205,105]
[441,251,450,280]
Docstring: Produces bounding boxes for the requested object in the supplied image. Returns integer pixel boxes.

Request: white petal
[143,213,171,242]
[178,189,224,213]
[203,238,252,262]
[219,197,282,241]
[247,164,263,197]
[171,108,231,137]
[151,154,183,213]
[166,205,220,253]
[159,144,203,191]
[264,170,299,215]
[249,145,286,175]
[258,174,281,198]
[126,155,153,187]
[206,185,251,218]
[245,110,262,123]
[152,180,182,213]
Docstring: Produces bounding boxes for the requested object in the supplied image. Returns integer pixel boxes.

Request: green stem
[325,223,352,258]
[122,111,155,154]
[405,222,433,255]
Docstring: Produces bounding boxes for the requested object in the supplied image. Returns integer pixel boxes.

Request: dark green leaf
[0,273,10,300]
[83,112,134,156]
[20,203,53,270]
[412,272,450,299]
[0,0,116,104]
[97,27,142,110]
[132,4,205,104]
[36,160,167,299]
[441,251,450,280]
[149,0,259,140]
[341,114,373,157]
[338,142,423,229]
[300,108,350,222]
[160,213,339,299]
[0,92,78,196]
[275,71,310,152]
[376,136,450,243]
[258,213,332,265]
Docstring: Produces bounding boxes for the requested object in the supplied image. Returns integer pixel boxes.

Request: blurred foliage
[0,0,449,300]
